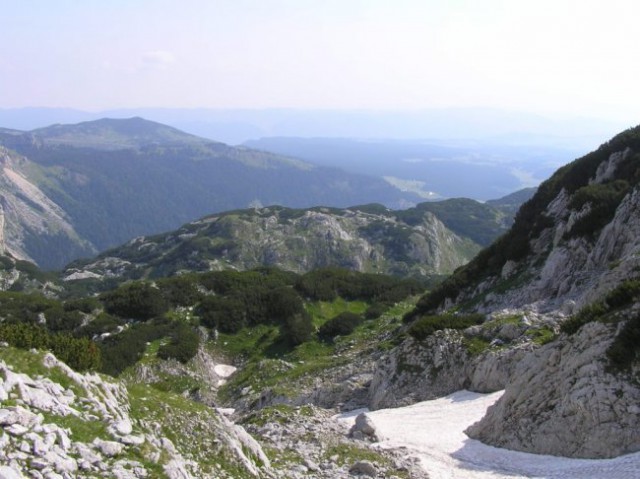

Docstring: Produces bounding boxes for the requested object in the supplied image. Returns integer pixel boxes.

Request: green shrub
[282,312,314,346]
[266,287,306,321]
[607,314,640,371]
[76,313,125,339]
[0,322,51,349]
[157,323,200,363]
[560,303,608,335]
[364,303,388,320]
[63,297,101,314]
[44,307,84,332]
[408,313,484,341]
[557,278,640,371]
[197,296,247,333]
[0,322,100,371]
[561,279,640,335]
[100,282,168,320]
[604,279,640,309]
[99,320,171,376]
[0,255,14,270]
[318,312,363,340]
[296,268,422,303]
[566,180,630,239]
[156,276,202,307]
[49,334,101,371]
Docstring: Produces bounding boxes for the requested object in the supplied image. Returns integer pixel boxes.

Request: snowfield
[337,390,640,478]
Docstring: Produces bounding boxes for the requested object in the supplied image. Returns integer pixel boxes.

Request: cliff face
[471,152,640,314]
[368,310,555,410]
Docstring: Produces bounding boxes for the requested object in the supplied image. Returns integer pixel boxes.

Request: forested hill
[64,202,503,284]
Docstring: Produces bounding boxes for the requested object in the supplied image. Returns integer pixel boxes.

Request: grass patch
[464,337,491,356]
[529,326,556,345]
[41,411,110,443]
[218,298,417,404]
[305,299,368,328]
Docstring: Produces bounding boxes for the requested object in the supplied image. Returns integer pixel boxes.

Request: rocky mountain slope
[0,346,272,478]
[370,125,640,459]
[0,306,427,478]
[0,147,96,269]
[0,118,424,270]
[62,202,506,283]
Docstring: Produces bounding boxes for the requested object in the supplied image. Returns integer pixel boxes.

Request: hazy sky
[2,0,639,123]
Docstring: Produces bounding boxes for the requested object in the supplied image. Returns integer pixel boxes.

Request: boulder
[0,465,24,479]
[349,460,377,477]
[349,413,378,441]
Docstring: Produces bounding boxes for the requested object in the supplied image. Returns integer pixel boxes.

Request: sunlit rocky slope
[62,201,511,283]
[374,125,640,458]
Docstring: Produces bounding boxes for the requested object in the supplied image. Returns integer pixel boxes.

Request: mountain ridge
[63,201,508,283]
[0,117,430,269]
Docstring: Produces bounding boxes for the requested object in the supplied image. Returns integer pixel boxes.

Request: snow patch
[213,364,237,378]
[337,390,640,478]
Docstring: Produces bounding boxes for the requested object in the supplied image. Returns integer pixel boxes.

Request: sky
[1,0,640,124]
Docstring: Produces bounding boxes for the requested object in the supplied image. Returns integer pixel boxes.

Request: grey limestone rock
[350,413,378,441]
[349,460,377,477]
[466,321,640,458]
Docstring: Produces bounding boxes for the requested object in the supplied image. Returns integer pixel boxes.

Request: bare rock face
[369,331,469,409]
[466,322,640,459]
[368,329,534,410]
[0,350,271,478]
[466,152,640,315]
[349,413,378,442]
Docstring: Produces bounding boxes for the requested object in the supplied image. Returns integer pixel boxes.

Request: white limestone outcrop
[466,321,640,458]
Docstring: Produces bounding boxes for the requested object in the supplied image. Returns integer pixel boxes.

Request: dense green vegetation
[560,279,640,335]
[409,125,640,317]
[566,179,631,239]
[318,311,363,340]
[218,299,417,403]
[0,322,100,371]
[295,267,423,303]
[561,279,640,371]
[0,264,420,379]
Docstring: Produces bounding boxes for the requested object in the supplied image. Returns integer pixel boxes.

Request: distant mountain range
[0,118,428,269]
[244,137,570,200]
[0,107,625,147]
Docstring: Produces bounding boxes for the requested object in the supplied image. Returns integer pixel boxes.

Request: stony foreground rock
[466,321,640,458]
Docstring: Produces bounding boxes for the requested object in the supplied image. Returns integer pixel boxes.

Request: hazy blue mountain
[0,107,625,147]
[485,187,537,216]
[244,137,572,200]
